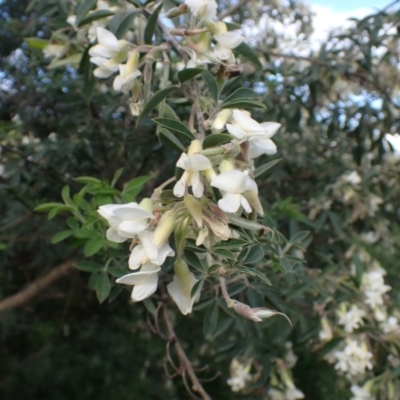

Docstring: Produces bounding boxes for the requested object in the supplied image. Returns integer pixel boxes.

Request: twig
[0,261,74,313]
[219,0,249,20]
[162,304,211,400]
[191,80,206,140]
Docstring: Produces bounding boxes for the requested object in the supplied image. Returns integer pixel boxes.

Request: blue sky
[311,0,389,13]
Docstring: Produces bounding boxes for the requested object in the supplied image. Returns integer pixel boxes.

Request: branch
[162,304,211,400]
[0,261,75,313]
[218,0,249,20]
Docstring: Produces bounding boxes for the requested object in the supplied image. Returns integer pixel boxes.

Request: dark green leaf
[221,99,266,109]
[75,261,104,272]
[225,22,242,31]
[210,318,233,339]
[159,129,185,152]
[227,214,267,231]
[115,11,137,39]
[191,278,205,298]
[290,231,310,244]
[203,301,219,339]
[177,67,204,83]
[144,3,162,44]
[234,42,262,68]
[153,117,195,140]
[236,267,271,285]
[212,238,249,250]
[201,70,218,102]
[84,238,104,256]
[74,176,102,185]
[111,168,124,188]
[203,134,232,148]
[76,0,97,24]
[244,244,265,264]
[48,205,76,220]
[137,86,176,124]
[77,9,114,27]
[94,272,111,303]
[50,230,73,244]
[184,249,205,272]
[143,298,157,315]
[34,202,64,212]
[107,267,127,278]
[223,88,260,104]
[254,158,281,178]
[212,248,236,260]
[123,176,151,192]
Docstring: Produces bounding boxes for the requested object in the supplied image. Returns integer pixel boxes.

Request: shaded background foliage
[1,0,399,398]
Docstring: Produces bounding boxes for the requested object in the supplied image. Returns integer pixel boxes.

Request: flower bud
[245,190,264,216]
[165,4,189,18]
[212,109,232,132]
[188,139,202,156]
[202,19,217,32]
[197,32,212,51]
[139,198,153,213]
[153,210,174,247]
[219,158,234,173]
[184,194,203,228]
[126,50,139,73]
[215,21,228,35]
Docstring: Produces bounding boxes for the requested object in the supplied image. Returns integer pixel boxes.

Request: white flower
[333,339,373,378]
[43,44,67,59]
[285,388,305,400]
[213,32,244,63]
[89,27,128,78]
[361,268,391,309]
[350,385,375,400]
[337,303,366,333]
[97,202,154,243]
[116,263,160,301]
[226,109,280,158]
[129,230,175,270]
[345,171,362,185]
[167,260,199,315]
[184,0,217,20]
[382,316,398,333]
[227,358,252,392]
[211,170,257,213]
[173,140,212,198]
[113,51,141,93]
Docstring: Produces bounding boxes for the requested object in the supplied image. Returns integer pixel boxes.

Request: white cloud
[310,5,373,43]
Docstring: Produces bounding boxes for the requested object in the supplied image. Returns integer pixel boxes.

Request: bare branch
[0,261,75,313]
[162,304,211,400]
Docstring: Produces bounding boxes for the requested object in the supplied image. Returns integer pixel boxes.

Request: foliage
[1,0,400,399]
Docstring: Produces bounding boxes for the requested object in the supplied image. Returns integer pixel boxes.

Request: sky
[311,0,389,13]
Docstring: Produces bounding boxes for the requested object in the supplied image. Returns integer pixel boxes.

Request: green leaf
[137,86,176,124]
[203,301,219,339]
[254,158,281,178]
[144,3,162,44]
[210,318,233,339]
[201,70,218,102]
[223,88,260,104]
[74,261,103,272]
[111,168,124,188]
[76,0,97,24]
[84,238,103,256]
[212,248,236,260]
[236,267,271,285]
[143,298,157,315]
[183,249,206,272]
[79,46,95,103]
[47,54,81,70]
[290,231,310,244]
[61,185,73,206]
[77,9,114,27]
[227,214,267,231]
[191,278,205,298]
[161,102,180,120]
[123,176,151,193]
[107,266,127,278]
[50,230,73,244]
[74,176,102,185]
[115,11,137,39]
[25,38,49,50]
[234,42,262,68]
[202,134,232,148]
[94,272,111,303]
[212,238,249,250]
[48,205,76,220]
[221,99,266,109]
[296,272,320,292]
[34,202,64,212]
[177,67,204,83]
[244,244,265,264]
[153,117,195,140]
[159,129,185,152]
[225,22,242,31]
